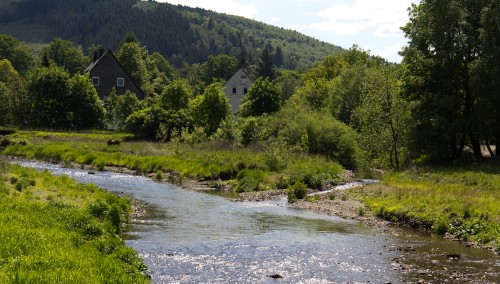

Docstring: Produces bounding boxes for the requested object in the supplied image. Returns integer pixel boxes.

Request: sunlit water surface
[13,160,500,283]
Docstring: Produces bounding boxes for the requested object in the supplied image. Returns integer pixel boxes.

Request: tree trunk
[470,134,482,162]
[486,144,495,158]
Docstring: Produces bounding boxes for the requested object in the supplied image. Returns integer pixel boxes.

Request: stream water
[13,160,500,283]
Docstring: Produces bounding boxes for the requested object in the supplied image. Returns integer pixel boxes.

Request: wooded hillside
[0,0,343,68]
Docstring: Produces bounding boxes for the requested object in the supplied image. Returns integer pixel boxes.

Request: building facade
[224,68,254,113]
[85,50,144,101]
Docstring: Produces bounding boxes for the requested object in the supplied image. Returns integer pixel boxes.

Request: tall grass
[3,131,343,192]
[352,167,500,251]
[0,161,149,283]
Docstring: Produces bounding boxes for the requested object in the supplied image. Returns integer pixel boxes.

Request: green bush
[287,181,307,203]
[235,169,265,193]
[263,107,360,169]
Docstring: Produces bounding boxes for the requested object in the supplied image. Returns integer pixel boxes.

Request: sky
[157,0,419,62]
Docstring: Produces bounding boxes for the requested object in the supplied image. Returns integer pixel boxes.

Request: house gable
[85,50,145,100]
[224,68,254,113]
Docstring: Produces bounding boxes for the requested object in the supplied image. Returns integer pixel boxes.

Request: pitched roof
[85,49,145,98]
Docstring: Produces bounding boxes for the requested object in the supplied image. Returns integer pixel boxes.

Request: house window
[232,87,237,94]
[92,77,100,86]
[240,75,247,85]
[244,88,248,94]
[117,78,125,87]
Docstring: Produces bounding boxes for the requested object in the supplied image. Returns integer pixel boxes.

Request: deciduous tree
[240,77,281,117]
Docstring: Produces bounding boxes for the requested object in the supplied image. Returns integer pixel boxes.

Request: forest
[0,0,342,68]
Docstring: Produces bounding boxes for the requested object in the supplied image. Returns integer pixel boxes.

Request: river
[13,160,500,283]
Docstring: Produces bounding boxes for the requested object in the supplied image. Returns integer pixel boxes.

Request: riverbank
[0,161,149,283]
[3,131,499,253]
[3,131,344,194]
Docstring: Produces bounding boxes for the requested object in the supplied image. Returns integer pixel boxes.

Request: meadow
[3,131,344,193]
[349,165,500,251]
[0,160,149,283]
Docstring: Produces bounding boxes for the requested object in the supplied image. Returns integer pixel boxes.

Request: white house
[224,68,254,113]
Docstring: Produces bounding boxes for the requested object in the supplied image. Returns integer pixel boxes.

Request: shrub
[155,170,163,181]
[287,181,307,203]
[235,169,265,193]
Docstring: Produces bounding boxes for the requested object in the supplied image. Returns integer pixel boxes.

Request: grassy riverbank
[349,166,500,251]
[0,161,149,283]
[3,131,344,193]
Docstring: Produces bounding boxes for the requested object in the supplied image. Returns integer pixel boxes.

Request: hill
[0,0,344,68]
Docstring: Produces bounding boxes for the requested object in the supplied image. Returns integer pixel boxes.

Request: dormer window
[117,78,125,87]
[92,77,100,86]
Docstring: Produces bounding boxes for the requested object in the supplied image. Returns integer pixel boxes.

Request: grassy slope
[349,167,500,251]
[0,161,149,283]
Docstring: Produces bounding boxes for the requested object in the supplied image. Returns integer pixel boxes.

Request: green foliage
[257,43,276,80]
[160,79,190,111]
[4,130,343,194]
[107,89,142,130]
[116,41,148,86]
[352,65,411,170]
[190,82,230,136]
[238,116,262,146]
[67,74,105,130]
[0,59,27,126]
[0,163,148,283]
[264,106,360,169]
[240,77,281,117]
[293,78,332,111]
[25,65,71,129]
[287,181,307,203]
[0,33,34,74]
[1,0,344,69]
[200,54,238,85]
[40,38,87,75]
[235,169,266,193]
[401,0,499,163]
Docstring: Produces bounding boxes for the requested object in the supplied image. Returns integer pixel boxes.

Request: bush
[263,107,360,169]
[235,169,265,193]
[287,181,307,203]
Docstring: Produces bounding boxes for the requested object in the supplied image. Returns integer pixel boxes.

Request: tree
[40,38,88,75]
[67,74,105,130]
[473,0,500,157]
[190,82,230,136]
[160,79,190,111]
[274,46,284,68]
[0,59,26,126]
[25,66,71,129]
[116,41,148,86]
[200,54,238,85]
[332,64,370,125]
[257,43,275,80]
[107,89,142,130]
[0,83,12,126]
[238,49,250,69]
[0,34,34,74]
[240,77,281,117]
[401,0,488,162]
[148,52,175,80]
[353,66,411,169]
[293,79,332,112]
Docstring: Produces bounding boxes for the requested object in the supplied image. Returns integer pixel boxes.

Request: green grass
[0,161,149,283]
[350,166,500,251]
[3,131,343,192]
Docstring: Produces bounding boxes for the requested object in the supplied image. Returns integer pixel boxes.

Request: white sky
[157,0,419,62]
